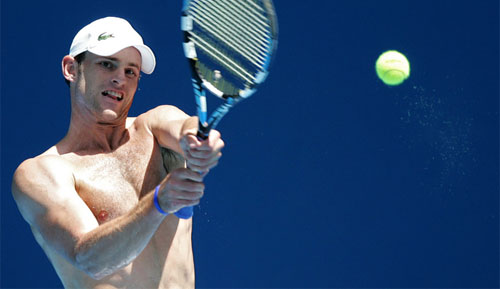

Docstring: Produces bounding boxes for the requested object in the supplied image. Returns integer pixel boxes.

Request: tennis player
[11,17,224,289]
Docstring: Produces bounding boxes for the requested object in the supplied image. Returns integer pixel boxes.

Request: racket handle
[197,118,212,140]
[196,130,208,140]
[197,127,209,140]
[174,206,194,219]
[176,122,209,219]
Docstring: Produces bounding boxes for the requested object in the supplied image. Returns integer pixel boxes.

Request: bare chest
[70,136,165,223]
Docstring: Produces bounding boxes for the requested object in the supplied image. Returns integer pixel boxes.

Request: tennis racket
[174,0,279,219]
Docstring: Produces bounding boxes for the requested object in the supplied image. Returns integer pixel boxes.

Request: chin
[99,110,125,124]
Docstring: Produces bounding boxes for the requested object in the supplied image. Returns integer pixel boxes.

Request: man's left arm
[143,105,224,172]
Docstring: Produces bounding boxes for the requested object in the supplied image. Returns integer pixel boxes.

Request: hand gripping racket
[174,0,279,219]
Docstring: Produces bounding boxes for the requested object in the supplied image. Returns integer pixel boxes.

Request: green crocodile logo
[98,32,115,41]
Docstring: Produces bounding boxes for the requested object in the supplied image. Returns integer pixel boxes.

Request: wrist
[180,116,199,138]
[153,185,169,215]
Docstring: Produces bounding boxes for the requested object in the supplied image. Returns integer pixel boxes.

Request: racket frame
[181,0,278,139]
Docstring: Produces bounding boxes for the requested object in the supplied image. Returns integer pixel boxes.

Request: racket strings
[225,0,270,37]
[189,32,256,83]
[191,0,271,57]
[196,61,240,96]
[187,0,273,85]
[210,0,271,47]
[193,0,270,49]
[189,3,266,68]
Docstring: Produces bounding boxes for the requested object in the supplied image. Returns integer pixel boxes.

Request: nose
[111,71,126,86]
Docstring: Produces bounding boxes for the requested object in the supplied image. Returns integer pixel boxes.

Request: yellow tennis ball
[375,50,410,86]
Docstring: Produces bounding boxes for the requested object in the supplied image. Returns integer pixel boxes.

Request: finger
[191,131,222,150]
[171,168,204,182]
[186,148,212,158]
[180,134,203,152]
[169,189,204,201]
[186,137,224,158]
[158,190,201,213]
[167,198,201,211]
[175,198,200,207]
[185,147,222,160]
[169,180,205,194]
[160,181,204,202]
[188,134,203,147]
[186,152,221,170]
[186,162,217,174]
[208,130,224,149]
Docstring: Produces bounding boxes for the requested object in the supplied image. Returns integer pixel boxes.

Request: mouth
[102,90,124,101]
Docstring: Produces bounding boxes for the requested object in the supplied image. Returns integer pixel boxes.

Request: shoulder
[12,155,75,221]
[13,154,74,188]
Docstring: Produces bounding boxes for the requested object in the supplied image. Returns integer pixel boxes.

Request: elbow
[84,267,110,280]
[72,233,141,280]
[85,270,108,281]
[75,254,108,280]
[74,248,114,280]
[74,245,135,280]
[77,262,113,280]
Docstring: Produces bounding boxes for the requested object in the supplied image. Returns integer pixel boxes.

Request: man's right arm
[11,155,202,279]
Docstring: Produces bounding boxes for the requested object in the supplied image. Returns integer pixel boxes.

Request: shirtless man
[11,17,224,289]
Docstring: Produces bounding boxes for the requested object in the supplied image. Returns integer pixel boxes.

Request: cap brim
[134,45,156,74]
[88,44,156,74]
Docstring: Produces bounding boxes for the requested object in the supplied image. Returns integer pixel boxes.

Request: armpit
[161,147,186,173]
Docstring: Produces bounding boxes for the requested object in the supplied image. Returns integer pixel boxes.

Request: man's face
[72,47,142,124]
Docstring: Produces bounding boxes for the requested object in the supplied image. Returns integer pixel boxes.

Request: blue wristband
[154,185,169,215]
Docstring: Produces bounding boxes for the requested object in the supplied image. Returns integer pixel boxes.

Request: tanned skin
[12,47,224,289]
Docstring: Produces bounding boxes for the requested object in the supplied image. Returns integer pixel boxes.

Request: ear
[62,55,78,83]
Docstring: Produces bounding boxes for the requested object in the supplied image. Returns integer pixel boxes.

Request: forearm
[148,106,198,154]
[162,115,199,156]
[180,116,199,138]
[73,191,164,279]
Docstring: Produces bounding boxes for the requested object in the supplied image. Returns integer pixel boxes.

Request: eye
[99,61,114,69]
[126,68,139,78]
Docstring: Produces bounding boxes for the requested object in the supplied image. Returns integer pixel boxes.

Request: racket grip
[197,128,209,140]
[174,206,194,219]
[197,119,210,140]
[176,123,208,220]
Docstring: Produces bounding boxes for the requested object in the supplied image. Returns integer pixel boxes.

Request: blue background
[1,0,498,288]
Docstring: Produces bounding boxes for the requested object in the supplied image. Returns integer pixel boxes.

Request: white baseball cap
[69,17,156,74]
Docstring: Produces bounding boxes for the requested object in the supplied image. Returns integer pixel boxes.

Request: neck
[61,107,131,154]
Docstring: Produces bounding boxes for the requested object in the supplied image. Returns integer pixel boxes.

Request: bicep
[12,157,98,263]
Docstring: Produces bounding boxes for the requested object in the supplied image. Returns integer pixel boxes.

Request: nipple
[97,210,109,222]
